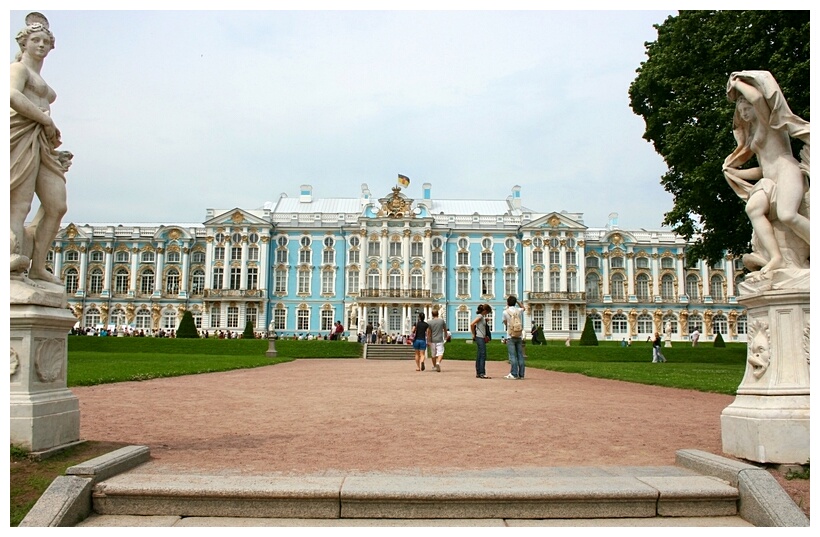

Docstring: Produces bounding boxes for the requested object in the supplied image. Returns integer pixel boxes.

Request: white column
[626,248,635,297]
[402,228,411,290]
[726,256,735,298]
[522,236,532,296]
[153,244,165,295]
[258,237,269,292]
[601,248,610,297]
[380,229,388,291]
[651,250,659,300]
[240,236,249,290]
[423,230,432,293]
[180,246,190,295]
[559,238,567,292]
[701,259,710,300]
[53,246,63,279]
[205,238,214,288]
[676,252,686,299]
[102,245,113,296]
[77,246,88,295]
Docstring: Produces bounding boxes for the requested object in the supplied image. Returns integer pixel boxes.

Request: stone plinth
[10,304,81,452]
[720,290,809,464]
[266,337,277,358]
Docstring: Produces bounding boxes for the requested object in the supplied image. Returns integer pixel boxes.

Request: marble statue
[722,70,810,292]
[10,12,72,292]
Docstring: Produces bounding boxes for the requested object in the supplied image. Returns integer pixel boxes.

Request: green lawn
[66,336,747,395]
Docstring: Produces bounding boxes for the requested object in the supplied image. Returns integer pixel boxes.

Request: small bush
[579,316,598,346]
[786,460,810,480]
[713,332,725,347]
[242,320,255,339]
[176,310,199,338]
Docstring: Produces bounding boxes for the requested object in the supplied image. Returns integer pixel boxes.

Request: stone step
[90,472,739,520]
[364,344,416,360]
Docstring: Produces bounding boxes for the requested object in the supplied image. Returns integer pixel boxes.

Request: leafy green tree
[629,10,809,264]
[579,316,598,346]
[713,332,726,348]
[242,320,255,339]
[176,310,199,339]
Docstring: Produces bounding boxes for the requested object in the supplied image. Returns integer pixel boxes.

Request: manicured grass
[67,337,361,386]
[66,336,747,395]
[441,339,747,395]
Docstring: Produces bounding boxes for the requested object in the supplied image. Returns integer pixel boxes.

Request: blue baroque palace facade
[51,183,748,342]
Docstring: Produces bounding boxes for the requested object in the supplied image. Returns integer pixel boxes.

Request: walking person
[470,305,490,379]
[691,329,700,347]
[502,296,526,379]
[426,308,447,372]
[652,332,667,363]
[412,312,429,371]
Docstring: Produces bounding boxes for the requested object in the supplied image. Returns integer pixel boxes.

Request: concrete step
[89,472,740,520]
[364,344,416,360]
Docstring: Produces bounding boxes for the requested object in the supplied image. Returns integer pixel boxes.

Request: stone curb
[675,449,809,527]
[19,445,150,527]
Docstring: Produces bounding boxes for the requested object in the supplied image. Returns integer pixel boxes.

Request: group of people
[468,296,527,380]
[409,308,448,372]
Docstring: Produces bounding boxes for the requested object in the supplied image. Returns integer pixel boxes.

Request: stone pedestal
[720,290,809,464]
[266,336,277,358]
[10,304,81,452]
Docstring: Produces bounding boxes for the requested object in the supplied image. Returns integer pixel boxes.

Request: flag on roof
[397,174,410,188]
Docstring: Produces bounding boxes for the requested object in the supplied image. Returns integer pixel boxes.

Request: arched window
[114,268,129,295]
[585,273,599,300]
[612,313,628,334]
[84,307,101,328]
[712,314,728,335]
[688,313,703,335]
[587,312,602,332]
[736,314,747,335]
[191,270,205,294]
[88,268,103,294]
[64,250,79,262]
[661,256,674,269]
[367,268,380,290]
[636,257,649,269]
[585,256,599,269]
[661,274,675,300]
[166,268,180,294]
[710,275,724,300]
[140,269,155,295]
[135,308,151,329]
[663,313,678,334]
[388,269,402,291]
[636,273,650,300]
[65,268,78,294]
[110,308,126,328]
[411,269,424,291]
[115,250,130,263]
[611,273,625,300]
[686,274,700,299]
[166,251,181,263]
[637,313,653,334]
[191,251,205,264]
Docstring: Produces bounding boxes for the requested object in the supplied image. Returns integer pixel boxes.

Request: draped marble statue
[722,70,809,292]
[10,12,72,297]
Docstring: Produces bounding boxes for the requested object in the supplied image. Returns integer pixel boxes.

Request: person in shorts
[412,312,429,371]
[426,308,447,372]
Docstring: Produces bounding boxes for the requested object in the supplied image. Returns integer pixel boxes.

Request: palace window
[389,239,402,257]
[167,251,181,263]
[663,313,678,333]
[610,256,624,269]
[65,250,79,262]
[213,247,225,261]
[166,269,180,294]
[636,257,649,269]
[142,251,155,263]
[367,269,380,290]
[636,273,650,300]
[568,308,579,331]
[567,271,577,293]
[367,238,380,257]
[249,233,259,244]
[410,269,423,291]
[432,237,443,249]
[432,250,443,265]
[277,236,288,248]
[192,251,205,264]
[135,308,151,329]
[349,236,360,248]
[531,306,545,329]
[612,313,628,334]
[348,249,359,264]
[110,308,126,327]
[549,250,560,265]
[247,267,258,290]
[504,251,516,266]
[588,313,602,332]
[227,306,239,328]
[550,270,560,293]
[661,256,674,269]
[532,270,544,293]
[347,269,359,294]
[212,267,223,289]
[211,306,221,328]
[229,267,241,290]
[298,269,310,294]
[321,309,334,332]
[457,310,470,332]
[532,249,543,265]
[585,256,598,269]
[248,247,259,261]
[713,314,728,335]
[389,269,402,290]
[481,251,493,266]
[114,269,129,294]
[322,269,335,294]
[276,248,288,264]
[431,271,443,295]
[90,250,104,263]
[297,309,310,331]
[686,274,700,299]
[274,268,287,293]
[163,311,176,330]
[273,308,286,331]
[585,273,599,300]
[246,306,257,329]
[231,246,242,261]
[411,241,425,258]
[710,275,724,300]
[736,314,747,335]
[85,307,101,328]
[504,272,516,296]
[661,274,675,299]
[215,233,225,243]
[552,309,563,331]
[457,271,469,296]
[688,314,703,335]
[140,269,155,294]
[481,272,494,295]
[637,313,653,334]
[565,250,576,266]
[191,270,205,294]
[231,232,242,244]
[192,311,202,328]
[115,251,130,263]
[323,248,335,265]
[65,268,79,294]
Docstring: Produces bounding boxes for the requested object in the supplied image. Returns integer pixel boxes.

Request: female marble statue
[722,71,810,280]
[10,12,72,285]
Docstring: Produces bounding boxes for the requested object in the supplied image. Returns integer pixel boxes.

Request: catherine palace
[51,182,748,342]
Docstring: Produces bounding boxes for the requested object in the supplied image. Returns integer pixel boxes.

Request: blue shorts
[412,339,427,351]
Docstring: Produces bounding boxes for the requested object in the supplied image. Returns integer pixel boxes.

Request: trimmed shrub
[713,332,726,347]
[579,316,598,346]
[242,320,255,339]
[176,310,199,338]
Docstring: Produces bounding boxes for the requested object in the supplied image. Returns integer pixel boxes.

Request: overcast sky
[9,5,680,230]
